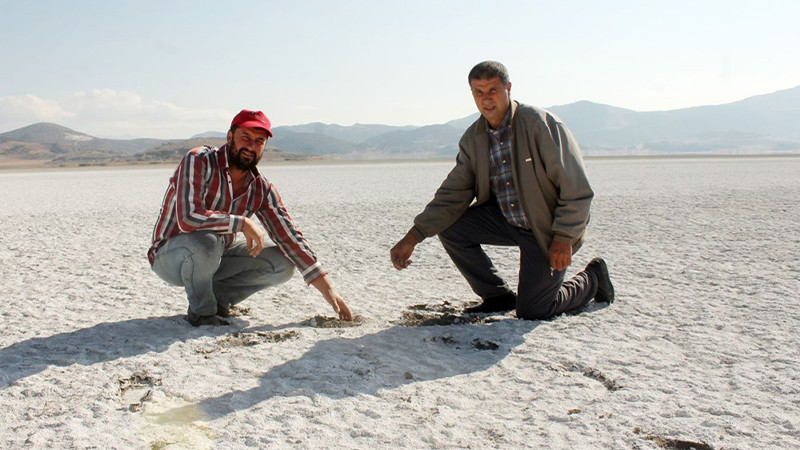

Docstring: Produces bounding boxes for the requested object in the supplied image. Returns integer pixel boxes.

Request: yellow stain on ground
[139,397,216,450]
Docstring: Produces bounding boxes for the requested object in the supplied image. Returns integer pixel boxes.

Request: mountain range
[2,86,799,167]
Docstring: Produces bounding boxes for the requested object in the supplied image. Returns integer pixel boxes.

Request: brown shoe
[187,308,230,327]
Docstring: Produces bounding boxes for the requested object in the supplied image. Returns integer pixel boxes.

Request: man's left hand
[310,274,353,321]
[549,240,573,272]
[323,290,353,321]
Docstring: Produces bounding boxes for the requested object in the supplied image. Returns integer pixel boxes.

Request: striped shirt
[487,107,530,229]
[148,145,324,284]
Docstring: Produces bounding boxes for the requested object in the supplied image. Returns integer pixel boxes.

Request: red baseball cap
[230,109,273,137]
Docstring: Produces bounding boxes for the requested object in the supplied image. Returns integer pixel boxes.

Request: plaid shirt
[487,107,531,229]
[148,145,324,284]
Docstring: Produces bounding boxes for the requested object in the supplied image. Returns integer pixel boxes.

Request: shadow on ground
[0,315,298,387]
[153,319,539,421]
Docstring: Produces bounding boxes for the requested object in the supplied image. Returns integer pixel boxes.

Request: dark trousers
[438,200,596,320]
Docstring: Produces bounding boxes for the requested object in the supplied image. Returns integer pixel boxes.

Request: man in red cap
[148,109,352,326]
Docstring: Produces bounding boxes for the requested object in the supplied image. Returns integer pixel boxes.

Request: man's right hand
[390,231,419,270]
[242,217,265,257]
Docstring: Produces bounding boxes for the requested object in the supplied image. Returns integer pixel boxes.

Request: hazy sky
[1,0,798,139]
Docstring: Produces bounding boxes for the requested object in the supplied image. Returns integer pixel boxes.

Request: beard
[227,140,262,171]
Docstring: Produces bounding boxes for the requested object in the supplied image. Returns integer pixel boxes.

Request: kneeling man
[390,61,613,320]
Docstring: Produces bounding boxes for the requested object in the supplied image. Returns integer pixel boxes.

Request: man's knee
[152,232,223,285]
[271,259,295,284]
[256,248,295,284]
[438,226,455,245]
[163,231,224,265]
[515,296,556,321]
[177,232,225,280]
[439,219,469,247]
[183,231,223,260]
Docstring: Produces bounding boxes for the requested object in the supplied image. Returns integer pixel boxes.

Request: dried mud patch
[223,304,250,317]
[425,334,500,350]
[194,330,300,356]
[633,428,714,449]
[397,301,504,327]
[471,338,500,350]
[218,330,300,346]
[304,315,366,328]
[408,300,466,314]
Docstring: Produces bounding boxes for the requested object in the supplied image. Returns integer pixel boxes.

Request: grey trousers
[439,200,596,320]
[151,231,295,316]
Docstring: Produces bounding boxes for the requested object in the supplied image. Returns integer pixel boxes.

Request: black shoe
[586,258,614,303]
[464,292,517,314]
[187,309,230,327]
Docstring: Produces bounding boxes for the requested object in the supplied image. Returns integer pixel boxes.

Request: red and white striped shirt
[148,145,324,284]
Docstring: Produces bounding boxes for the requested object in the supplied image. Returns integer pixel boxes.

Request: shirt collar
[219,143,231,169]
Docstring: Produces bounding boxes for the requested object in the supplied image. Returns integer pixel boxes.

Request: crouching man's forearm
[311,274,353,321]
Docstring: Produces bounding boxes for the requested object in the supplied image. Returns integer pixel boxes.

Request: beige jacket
[410,101,594,255]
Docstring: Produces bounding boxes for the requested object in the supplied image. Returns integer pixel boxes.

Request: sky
[1,0,799,139]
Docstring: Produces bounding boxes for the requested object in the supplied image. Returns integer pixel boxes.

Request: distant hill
[190,131,226,139]
[274,122,416,142]
[133,137,226,163]
[2,85,799,166]
[0,123,312,167]
[548,86,800,154]
[0,123,162,166]
[362,124,463,157]
[444,114,480,130]
[134,137,304,163]
[269,130,365,155]
[266,85,800,157]
[1,122,93,144]
[0,122,163,158]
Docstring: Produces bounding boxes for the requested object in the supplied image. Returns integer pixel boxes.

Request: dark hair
[468,61,510,85]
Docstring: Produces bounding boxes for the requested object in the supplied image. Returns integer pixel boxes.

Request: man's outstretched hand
[323,290,352,321]
[390,232,419,270]
[311,274,353,321]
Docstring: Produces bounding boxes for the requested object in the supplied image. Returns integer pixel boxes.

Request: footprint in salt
[119,369,162,412]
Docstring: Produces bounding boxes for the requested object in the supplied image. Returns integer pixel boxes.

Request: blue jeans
[438,200,596,320]
[151,231,295,316]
